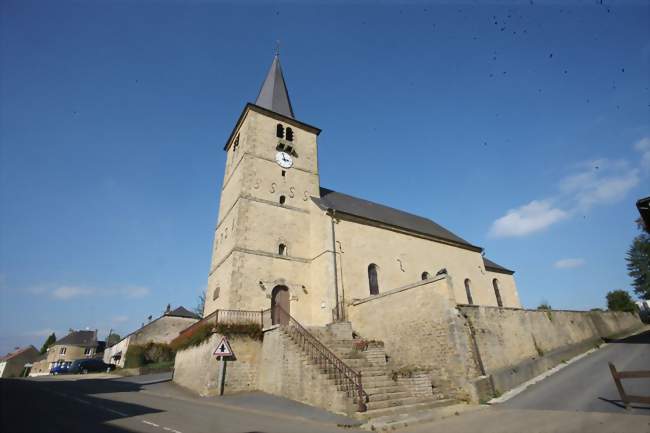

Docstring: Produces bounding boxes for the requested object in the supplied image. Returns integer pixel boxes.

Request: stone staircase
[281,322,457,430]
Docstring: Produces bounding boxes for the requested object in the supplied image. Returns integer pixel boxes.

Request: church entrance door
[271,285,290,325]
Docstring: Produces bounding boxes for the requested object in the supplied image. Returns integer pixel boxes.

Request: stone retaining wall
[173,333,261,396]
[459,305,643,394]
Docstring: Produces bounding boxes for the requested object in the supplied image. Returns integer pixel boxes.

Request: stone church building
[177,55,641,425]
[203,54,520,324]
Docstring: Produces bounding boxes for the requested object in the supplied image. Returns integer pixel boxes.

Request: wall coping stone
[351,275,447,306]
[458,304,640,315]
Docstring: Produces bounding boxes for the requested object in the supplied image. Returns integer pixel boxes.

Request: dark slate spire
[255,54,295,119]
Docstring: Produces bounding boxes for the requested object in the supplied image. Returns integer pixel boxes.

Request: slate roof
[166,306,201,319]
[55,330,97,347]
[255,55,294,119]
[312,188,481,251]
[0,346,38,362]
[483,257,515,275]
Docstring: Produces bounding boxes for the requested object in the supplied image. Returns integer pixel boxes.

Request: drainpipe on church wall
[329,210,341,322]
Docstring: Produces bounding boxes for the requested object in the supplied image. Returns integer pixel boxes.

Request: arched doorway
[271,285,290,325]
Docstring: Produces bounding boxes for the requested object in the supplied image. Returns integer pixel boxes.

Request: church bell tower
[203,54,324,323]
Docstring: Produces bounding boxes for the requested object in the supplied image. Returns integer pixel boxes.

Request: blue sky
[1,1,648,354]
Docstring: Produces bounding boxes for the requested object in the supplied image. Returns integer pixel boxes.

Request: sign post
[213,337,234,396]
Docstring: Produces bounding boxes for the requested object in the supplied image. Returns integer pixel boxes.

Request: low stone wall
[257,327,354,415]
[459,306,643,394]
[347,276,481,401]
[173,333,262,396]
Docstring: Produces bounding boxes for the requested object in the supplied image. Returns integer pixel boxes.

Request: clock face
[275,151,293,168]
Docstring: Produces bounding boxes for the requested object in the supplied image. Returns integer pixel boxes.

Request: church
[173,56,641,424]
[202,54,521,324]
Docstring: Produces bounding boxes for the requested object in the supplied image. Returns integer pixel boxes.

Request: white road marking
[142,420,160,427]
[100,406,128,417]
[162,427,183,433]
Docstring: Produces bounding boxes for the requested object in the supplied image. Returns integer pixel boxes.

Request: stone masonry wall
[173,333,261,396]
[257,327,355,415]
[459,305,644,393]
[347,276,481,402]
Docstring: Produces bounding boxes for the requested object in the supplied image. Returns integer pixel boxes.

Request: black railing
[268,305,368,412]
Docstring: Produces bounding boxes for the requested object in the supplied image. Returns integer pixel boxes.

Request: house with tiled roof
[0,346,39,378]
[28,329,101,374]
[103,305,200,368]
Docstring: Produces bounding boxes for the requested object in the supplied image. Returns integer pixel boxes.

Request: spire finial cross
[274,40,280,57]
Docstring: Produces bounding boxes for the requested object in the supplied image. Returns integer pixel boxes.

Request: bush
[124,345,145,368]
[214,323,262,341]
[143,342,174,364]
[170,323,214,352]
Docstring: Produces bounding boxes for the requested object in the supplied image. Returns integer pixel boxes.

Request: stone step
[366,396,435,411]
[363,385,406,395]
[359,377,396,387]
[358,398,457,420]
[367,391,411,402]
[361,402,477,431]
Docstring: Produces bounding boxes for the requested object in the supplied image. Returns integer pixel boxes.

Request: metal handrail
[269,305,368,412]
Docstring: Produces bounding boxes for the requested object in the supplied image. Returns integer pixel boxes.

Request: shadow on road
[603,330,650,344]
[597,397,650,412]
[1,377,164,433]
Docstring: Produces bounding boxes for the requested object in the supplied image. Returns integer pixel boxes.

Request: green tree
[39,333,56,355]
[537,302,552,310]
[106,333,121,347]
[626,219,650,300]
[194,292,205,318]
[606,290,637,313]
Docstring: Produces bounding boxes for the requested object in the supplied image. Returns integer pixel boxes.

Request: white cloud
[559,159,639,211]
[635,137,650,171]
[47,285,150,300]
[489,200,568,238]
[122,286,149,298]
[23,329,57,337]
[52,286,95,299]
[111,315,129,323]
[489,138,647,239]
[554,258,586,269]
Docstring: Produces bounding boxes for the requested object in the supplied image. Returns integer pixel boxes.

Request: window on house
[59,347,66,355]
[464,279,474,305]
[279,195,286,205]
[286,127,294,141]
[84,348,93,357]
[421,272,431,280]
[213,286,220,301]
[281,170,286,177]
[493,279,503,307]
[368,264,379,295]
[278,243,287,256]
[276,124,285,138]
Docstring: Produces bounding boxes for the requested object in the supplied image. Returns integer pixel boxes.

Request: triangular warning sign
[213,336,234,358]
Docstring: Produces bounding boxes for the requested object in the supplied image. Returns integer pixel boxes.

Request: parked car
[69,358,114,374]
[50,363,71,375]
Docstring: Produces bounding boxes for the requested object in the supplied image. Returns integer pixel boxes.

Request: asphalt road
[502,330,650,414]
[0,373,363,433]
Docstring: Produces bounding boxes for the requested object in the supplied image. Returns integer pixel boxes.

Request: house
[0,346,39,378]
[103,305,200,368]
[29,329,100,374]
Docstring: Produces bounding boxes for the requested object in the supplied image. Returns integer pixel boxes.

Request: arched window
[464,279,474,305]
[286,127,294,141]
[421,272,431,280]
[278,243,287,256]
[276,124,284,138]
[279,195,286,205]
[493,279,503,307]
[368,264,379,295]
